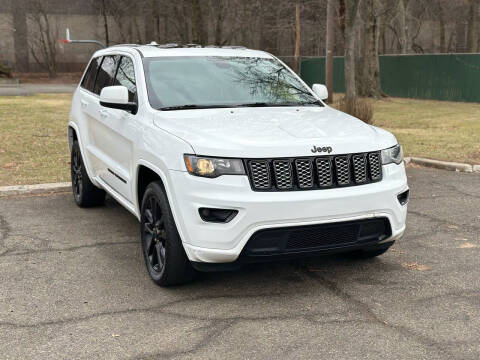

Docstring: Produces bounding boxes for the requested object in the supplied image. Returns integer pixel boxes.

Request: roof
[94,44,273,59]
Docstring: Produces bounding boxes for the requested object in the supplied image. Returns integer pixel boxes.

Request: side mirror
[312,84,328,100]
[100,85,137,114]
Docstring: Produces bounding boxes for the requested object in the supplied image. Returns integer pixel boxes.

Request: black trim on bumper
[190,218,393,272]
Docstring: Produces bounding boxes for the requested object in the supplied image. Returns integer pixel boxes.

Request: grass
[371,98,480,165]
[0,94,72,186]
[0,94,479,186]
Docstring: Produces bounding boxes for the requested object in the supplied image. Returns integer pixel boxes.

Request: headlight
[184,155,246,178]
[381,144,403,165]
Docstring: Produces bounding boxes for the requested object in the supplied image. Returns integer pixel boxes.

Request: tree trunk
[325,0,336,103]
[191,0,206,45]
[213,2,225,45]
[344,0,360,100]
[294,2,301,74]
[466,0,479,52]
[152,0,160,42]
[439,2,446,53]
[456,19,467,52]
[398,0,408,53]
[359,0,383,97]
[12,0,29,72]
[101,0,109,46]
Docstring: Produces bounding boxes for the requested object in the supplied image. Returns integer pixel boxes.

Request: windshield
[143,56,322,110]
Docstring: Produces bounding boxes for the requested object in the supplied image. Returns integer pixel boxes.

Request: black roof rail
[144,42,247,50]
[110,44,141,48]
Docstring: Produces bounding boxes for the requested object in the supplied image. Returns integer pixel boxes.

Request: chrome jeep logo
[311,146,333,154]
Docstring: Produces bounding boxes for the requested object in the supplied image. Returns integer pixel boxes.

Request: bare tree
[28,1,58,78]
[467,0,480,52]
[343,0,361,100]
[396,0,409,53]
[357,0,384,97]
[191,0,206,44]
[100,0,110,46]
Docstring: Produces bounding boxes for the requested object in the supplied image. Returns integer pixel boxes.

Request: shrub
[0,60,12,78]
[336,97,374,124]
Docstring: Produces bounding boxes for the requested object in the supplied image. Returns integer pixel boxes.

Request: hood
[153,106,397,158]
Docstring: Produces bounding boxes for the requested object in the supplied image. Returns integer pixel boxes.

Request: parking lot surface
[0,168,479,359]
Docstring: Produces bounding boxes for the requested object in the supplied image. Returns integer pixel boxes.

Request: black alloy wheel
[142,195,167,274]
[140,181,195,286]
[70,140,105,207]
[71,145,83,202]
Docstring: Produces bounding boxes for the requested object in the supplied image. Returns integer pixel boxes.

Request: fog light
[199,208,238,223]
[397,190,409,206]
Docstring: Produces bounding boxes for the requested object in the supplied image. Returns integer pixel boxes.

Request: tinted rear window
[80,57,101,92]
[93,55,120,95]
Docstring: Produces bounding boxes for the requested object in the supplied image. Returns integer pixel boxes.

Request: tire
[347,243,393,259]
[140,181,195,286]
[71,140,105,207]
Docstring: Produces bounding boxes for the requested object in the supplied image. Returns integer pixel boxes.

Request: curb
[0,182,71,197]
[408,157,475,173]
[0,157,478,197]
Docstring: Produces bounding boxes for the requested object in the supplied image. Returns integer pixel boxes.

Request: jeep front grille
[246,152,382,191]
[249,160,271,189]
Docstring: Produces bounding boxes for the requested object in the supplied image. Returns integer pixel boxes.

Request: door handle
[80,100,88,108]
[99,109,109,119]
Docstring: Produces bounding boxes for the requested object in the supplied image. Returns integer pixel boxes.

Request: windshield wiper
[294,100,323,106]
[159,104,236,111]
[159,101,323,111]
[237,101,323,107]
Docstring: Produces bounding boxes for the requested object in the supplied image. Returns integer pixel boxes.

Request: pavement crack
[133,319,237,360]
[300,266,456,358]
[0,291,359,330]
[430,180,480,199]
[0,214,11,256]
[408,210,480,232]
[0,240,138,257]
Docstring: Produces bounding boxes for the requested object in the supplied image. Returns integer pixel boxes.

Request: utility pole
[325,0,335,103]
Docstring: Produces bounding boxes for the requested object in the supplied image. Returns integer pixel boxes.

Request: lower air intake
[242,218,392,256]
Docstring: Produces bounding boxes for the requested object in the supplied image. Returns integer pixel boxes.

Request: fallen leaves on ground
[402,262,430,271]
[458,242,478,249]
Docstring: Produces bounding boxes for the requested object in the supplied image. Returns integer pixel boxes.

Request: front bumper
[168,163,408,263]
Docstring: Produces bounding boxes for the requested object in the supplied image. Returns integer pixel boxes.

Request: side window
[113,56,137,103]
[93,55,120,95]
[81,57,101,92]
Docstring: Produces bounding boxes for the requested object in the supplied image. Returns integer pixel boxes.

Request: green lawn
[0,94,479,186]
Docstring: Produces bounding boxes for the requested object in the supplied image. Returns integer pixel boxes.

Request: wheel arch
[135,161,189,243]
[135,161,172,216]
[67,124,78,152]
[67,121,101,188]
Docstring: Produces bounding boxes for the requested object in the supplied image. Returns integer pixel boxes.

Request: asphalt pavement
[0,167,479,359]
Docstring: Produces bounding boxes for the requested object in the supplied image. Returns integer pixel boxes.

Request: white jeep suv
[68,44,408,286]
